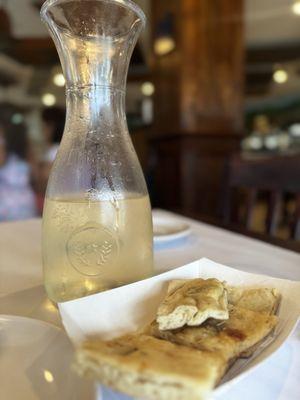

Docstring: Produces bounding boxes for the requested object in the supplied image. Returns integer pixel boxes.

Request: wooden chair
[222,153,300,240]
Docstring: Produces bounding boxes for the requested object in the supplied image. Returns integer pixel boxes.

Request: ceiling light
[154,36,175,56]
[42,93,56,107]
[292,1,300,15]
[141,82,155,96]
[155,13,175,56]
[273,69,288,84]
[44,370,54,383]
[53,73,65,87]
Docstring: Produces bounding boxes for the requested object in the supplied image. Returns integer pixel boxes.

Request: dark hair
[42,107,66,144]
[0,107,28,160]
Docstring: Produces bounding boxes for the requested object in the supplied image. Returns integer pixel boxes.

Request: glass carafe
[41,0,153,303]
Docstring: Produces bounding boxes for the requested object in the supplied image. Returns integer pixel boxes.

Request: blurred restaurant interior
[0,0,299,247]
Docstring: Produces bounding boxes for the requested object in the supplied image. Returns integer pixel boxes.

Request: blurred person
[36,107,65,212]
[0,119,37,221]
[42,107,65,163]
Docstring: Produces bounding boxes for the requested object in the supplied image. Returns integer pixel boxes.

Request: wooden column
[152,0,244,134]
[150,0,244,218]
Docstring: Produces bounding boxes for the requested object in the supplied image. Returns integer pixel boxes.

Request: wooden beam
[247,42,300,64]
[5,38,58,66]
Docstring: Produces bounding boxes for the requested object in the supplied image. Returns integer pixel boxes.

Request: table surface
[0,210,300,400]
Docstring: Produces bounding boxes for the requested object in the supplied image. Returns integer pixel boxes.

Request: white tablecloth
[0,210,299,400]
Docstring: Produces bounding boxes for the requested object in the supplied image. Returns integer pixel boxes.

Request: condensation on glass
[41,0,153,302]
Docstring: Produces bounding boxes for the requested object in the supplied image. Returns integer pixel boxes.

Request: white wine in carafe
[41,0,153,303]
[42,194,153,302]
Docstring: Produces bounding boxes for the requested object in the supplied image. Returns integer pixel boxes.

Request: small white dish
[0,315,95,400]
[153,214,191,243]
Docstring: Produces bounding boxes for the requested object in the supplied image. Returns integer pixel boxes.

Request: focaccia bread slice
[75,334,226,400]
[228,287,281,315]
[156,278,229,330]
[149,305,278,361]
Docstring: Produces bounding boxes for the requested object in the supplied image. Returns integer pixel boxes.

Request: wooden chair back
[222,154,300,240]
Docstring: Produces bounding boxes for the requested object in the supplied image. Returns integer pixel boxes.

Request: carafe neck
[41,0,145,91]
[65,85,126,132]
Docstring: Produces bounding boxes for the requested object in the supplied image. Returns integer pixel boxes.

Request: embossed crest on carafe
[41,0,153,302]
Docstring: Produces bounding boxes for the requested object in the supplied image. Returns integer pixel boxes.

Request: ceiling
[5,0,48,39]
[2,0,299,45]
[245,1,300,96]
[245,0,300,47]
[1,0,300,103]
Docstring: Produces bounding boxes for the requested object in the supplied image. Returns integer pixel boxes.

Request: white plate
[153,214,191,243]
[0,315,95,400]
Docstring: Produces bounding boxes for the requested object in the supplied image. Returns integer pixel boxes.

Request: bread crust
[75,334,226,400]
[156,278,229,330]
